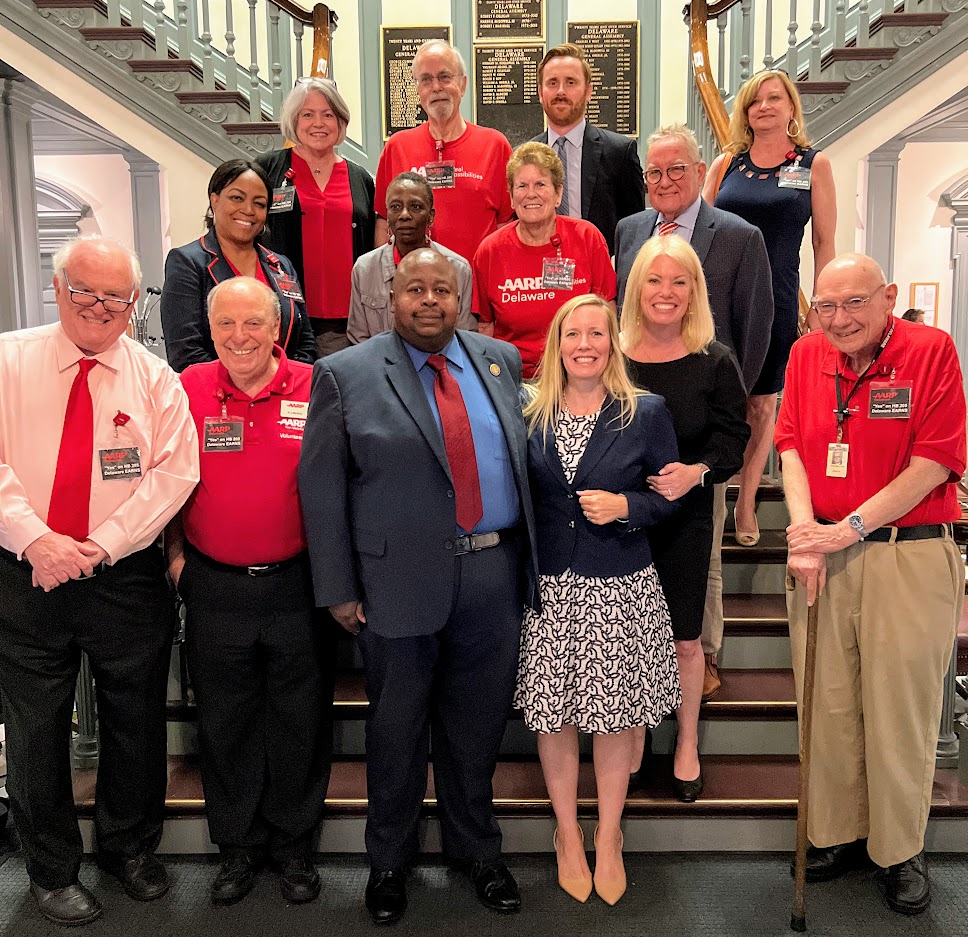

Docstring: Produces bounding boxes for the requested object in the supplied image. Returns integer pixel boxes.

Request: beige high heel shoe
[592,825,626,906]
[553,827,592,903]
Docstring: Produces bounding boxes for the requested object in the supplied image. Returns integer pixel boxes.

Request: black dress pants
[181,547,335,860]
[358,538,523,871]
[0,546,175,890]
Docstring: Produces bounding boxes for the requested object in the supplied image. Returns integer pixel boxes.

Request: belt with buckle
[453,527,517,556]
[190,546,307,577]
[819,520,950,542]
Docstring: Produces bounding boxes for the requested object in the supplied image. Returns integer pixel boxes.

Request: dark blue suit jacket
[614,200,774,392]
[160,228,316,372]
[299,329,539,638]
[528,394,680,578]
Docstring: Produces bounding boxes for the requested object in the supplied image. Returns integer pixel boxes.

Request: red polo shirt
[180,348,312,564]
[775,320,966,526]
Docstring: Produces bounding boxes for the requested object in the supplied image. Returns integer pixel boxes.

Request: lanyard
[550,232,562,260]
[435,139,444,161]
[833,319,894,442]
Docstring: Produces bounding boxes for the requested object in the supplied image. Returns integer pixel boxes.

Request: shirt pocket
[359,292,392,335]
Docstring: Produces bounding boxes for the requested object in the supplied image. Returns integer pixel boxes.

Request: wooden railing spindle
[154,0,169,60]
[268,5,283,115]
[247,0,262,120]
[787,0,799,77]
[175,0,190,58]
[199,0,215,89]
[294,19,305,79]
[834,0,847,47]
[717,14,728,95]
[128,0,143,30]
[739,0,753,81]
[763,0,775,70]
[107,0,121,28]
[224,0,238,92]
[808,0,823,79]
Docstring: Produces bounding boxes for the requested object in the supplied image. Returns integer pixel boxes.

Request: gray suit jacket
[298,329,539,638]
[532,122,645,255]
[614,200,774,391]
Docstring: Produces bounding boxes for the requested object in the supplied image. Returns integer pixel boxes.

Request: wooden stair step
[79,26,154,48]
[824,47,898,63]
[875,12,948,30]
[723,594,788,636]
[796,81,850,96]
[128,59,203,82]
[222,121,281,135]
[73,755,968,820]
[175,90,249,109]
[34,0,107,11]
[721,529,788,563]
[725,481,785,503]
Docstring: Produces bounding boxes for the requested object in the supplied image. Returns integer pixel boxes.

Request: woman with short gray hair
[256,77,376,356]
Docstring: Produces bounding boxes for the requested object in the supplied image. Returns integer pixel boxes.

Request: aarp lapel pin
[489,363,501,377]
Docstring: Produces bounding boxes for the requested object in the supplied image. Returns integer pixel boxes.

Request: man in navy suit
[299,249,538,926]
[615,124,774,702]
[531,44,645,255]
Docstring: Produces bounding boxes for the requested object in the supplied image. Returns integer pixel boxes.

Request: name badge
[826,442,849,478]
[203,417,244,452]
[542,257,576,291]
[270,186,296,213]
[271,271,305,303]
[425,161,456,189]
[99,446,142,479]
[869,382,912,419]
[280,400,309,419]
[778,165,811,190]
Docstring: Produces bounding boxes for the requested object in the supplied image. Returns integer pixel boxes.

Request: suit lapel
[690,201,716,266]
[383,333,452,481]
[534,426,571,495]
[580,124,603,220]
[202,230,235,286]
[571,397,622,489]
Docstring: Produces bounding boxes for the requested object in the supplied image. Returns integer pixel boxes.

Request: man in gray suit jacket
[299,249,538,926]
[531,44,645,255]
[614,124,774,702]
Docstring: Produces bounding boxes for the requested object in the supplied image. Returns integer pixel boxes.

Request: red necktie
[47,358,97,541]
[426,354,484,533]
[658,220,678,236]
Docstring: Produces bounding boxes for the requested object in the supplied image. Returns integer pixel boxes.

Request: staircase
[70,484,968,855]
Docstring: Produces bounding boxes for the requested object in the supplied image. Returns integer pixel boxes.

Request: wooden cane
[791,599,820,931]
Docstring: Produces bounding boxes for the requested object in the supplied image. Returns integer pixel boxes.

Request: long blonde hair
[523,294,643,438]
[620,236,716,355]
[726,70,809,155]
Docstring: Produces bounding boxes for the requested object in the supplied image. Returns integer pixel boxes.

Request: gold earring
[787,118,801,138]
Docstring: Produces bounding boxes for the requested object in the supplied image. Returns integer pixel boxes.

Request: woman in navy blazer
[161,159,316,372]
[514,295,681,907]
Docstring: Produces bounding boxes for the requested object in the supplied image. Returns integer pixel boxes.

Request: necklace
[562,393,606,417]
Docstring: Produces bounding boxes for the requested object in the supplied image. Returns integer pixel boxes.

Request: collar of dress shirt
[215,344,292,401]
[403,333,464,374]
[52,321,124,374]
[547,119,586,151]
[657,195,703,237]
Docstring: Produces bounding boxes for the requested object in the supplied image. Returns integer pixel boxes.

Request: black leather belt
[819,520,950,543]
[453,527,518,556]
[189,545,307,577]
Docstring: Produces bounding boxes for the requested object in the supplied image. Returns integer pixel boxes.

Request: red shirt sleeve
[773,343,801,456]
[586,225,617,301]
[494,136,514,225]
[472,238,495,322]
[374,139,395,220]
[910,332,967,480]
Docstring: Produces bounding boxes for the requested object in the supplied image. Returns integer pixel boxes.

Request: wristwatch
[847,512,868,540]
[698,464,711,488]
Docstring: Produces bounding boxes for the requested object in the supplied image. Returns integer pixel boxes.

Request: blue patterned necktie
[555,138,570,217]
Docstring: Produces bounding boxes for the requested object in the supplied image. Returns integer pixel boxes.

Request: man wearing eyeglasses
[530,44,644,255]
[615,124,774,703]
[374,39,513,265]
[0,236,199,926]
[776,252,965,915]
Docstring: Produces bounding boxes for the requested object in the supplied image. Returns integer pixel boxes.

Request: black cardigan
[254,148,377,290]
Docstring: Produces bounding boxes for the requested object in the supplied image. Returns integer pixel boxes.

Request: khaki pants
[786,531,963,868]
[700,483,727,656]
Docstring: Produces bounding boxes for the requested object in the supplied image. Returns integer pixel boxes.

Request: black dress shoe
[275,855,320,904]
[884,850,930,915]
[789,838,869,882]
[469,860,520,914]
[672,772,704,803]
[212,853,260,906]
[365,868,407,925]
[30,881,103,926]
[96,851,170,901]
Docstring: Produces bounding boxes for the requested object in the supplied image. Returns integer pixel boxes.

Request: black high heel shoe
[628,728,653,791]
[671,729,703,803]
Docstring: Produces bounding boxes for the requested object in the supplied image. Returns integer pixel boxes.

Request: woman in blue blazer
[514,294,681,907]
[161,159,316,372]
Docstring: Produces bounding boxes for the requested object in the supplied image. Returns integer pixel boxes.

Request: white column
[865,140,905,284]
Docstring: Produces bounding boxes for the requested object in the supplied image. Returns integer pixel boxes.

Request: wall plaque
[475,0,545,42]
[566,21,639,137]
[381,26,452,140]
[473,43,546,148]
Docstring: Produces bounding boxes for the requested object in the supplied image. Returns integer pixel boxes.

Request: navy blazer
[528,394,680,578]
[531,122,645,255]
[299,329,539,638]
[160,229,316,372]
[614,200,774,392]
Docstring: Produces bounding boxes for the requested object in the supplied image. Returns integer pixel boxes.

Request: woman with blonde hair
[515,294,681,906]
[704,69,835,547]
[622,236,749,802]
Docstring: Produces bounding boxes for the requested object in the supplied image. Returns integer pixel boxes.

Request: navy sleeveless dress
[715,146,817,394]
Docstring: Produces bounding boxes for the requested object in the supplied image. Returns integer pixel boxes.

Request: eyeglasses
[810,284,886,318]
[416,72,458,88]
[63,273,136,315]
[644,163,697,185]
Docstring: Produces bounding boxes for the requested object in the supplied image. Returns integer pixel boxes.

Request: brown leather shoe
[702,654,721,700]
[30,881,103,926]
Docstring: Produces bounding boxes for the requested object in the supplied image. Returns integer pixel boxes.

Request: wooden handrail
[688,0,730,150]
[268,0,320,27]
[310,3,333,77]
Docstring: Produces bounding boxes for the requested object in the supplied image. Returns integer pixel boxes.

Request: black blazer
[255,148,376,289]
[528,394,680,578]
[160,229,316,373]
[614,200,775,392]
[299,329,539,638]
[531,122,645,255]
